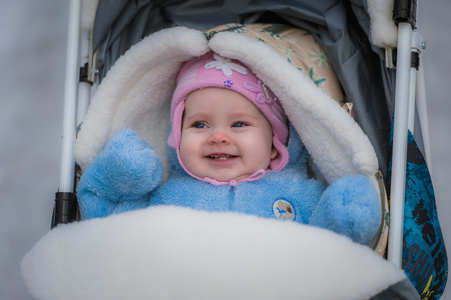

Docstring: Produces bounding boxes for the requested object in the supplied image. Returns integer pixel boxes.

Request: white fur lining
[208,32,378,184]
[74,26,379,189]
[75,27,210,181]
[22,206,407,300]
[367,0,398,48]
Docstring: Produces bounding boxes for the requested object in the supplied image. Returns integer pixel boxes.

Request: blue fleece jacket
[77,128,381,245]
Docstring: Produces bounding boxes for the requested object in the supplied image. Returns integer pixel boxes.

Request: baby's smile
[206,153,238,160]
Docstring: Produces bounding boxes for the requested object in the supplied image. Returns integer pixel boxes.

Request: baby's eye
[232,121,248,128]
[193,122,207,129]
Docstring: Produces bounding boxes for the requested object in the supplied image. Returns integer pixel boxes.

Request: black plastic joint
[393,0,417,28]
[54,192,77,225]
[411,51,420,70]
[79,62,93,84]
[389,50,420,69]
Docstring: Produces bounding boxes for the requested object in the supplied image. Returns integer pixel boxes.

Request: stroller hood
[74,24,379,190]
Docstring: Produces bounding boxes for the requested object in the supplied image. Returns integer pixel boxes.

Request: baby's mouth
[206,154,237,160]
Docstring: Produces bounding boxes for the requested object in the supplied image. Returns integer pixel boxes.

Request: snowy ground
[0,1,449,299]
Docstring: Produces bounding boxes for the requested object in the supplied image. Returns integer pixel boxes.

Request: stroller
[21,0,448,299]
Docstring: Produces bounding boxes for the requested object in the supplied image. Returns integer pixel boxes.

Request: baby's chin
[231,173,252,181]
[201,174,248,183]
[201,171,259,183]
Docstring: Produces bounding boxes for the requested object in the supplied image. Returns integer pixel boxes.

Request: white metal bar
[77,29,92,127]
[416,53,432,167]
[407,67,417,134]
[408,31,423,135]
[59,0,82,192]
[77,82,91,126]
[387,22,413,268]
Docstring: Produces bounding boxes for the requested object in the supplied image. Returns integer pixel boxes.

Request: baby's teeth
[209,155,230,160]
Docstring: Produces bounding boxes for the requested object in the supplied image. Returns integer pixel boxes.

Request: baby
[167,52,289,185]
[77,52,381,245]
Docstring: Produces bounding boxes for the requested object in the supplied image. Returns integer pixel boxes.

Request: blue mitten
[77,129,163,219]
[308,175,381,245]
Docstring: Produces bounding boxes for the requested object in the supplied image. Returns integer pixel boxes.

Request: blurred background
[0,1,449,299]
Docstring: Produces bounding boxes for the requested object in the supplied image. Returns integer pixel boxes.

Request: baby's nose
[208,129,230,144]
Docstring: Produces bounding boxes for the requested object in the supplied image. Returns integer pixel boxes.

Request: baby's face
[180,87,277,182]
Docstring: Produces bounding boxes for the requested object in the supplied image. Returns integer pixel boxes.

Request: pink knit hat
[167,52,289,177]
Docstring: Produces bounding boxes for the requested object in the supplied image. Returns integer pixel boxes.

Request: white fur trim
[75,27,379,187]
[209,32,378,184]
[75,27,210,179]
[22,206,406,300]
[367,0,398,48]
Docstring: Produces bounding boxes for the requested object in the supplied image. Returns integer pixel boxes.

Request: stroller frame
[59,0,430,266]
[388,6,431,268]
[51,0,443,298]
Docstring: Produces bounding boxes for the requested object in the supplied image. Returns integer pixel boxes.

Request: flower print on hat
[204,53,248,77]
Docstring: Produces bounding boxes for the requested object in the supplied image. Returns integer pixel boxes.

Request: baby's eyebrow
[182,112,210,121]
[229,112,263,121]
